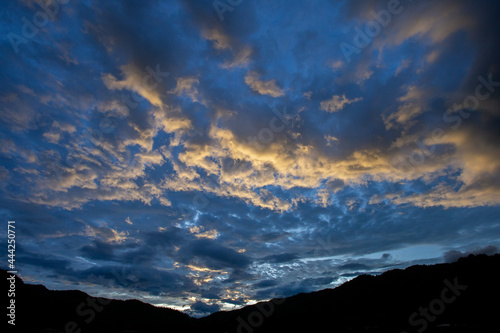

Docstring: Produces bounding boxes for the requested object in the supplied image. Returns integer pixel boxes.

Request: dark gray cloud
[179,239,251,270]
[443,245,500,263]
[80,240,117,261]
[338,263,371,271]
[260,253,298,263]
[190,300,221,316]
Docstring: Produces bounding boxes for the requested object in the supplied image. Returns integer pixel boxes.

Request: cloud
[169,76,200,102]
[190,300,220,315]
[220,45,252,68]
[320,94,363,113]
[329,60,344,70]
[325,135,339,147]
[384,85,427,129]
[80,240,117,261]
[443,245,499,263]
[0,86,40,132]
[2,0,500,315]
[102,63,164,107]
[201,27,252,68]
[155,108,193,134]
[338,263,370,271]
[244,71,285,97]
[379,125,500,209]
[84,224,130,244]
[389,2,474,45]
[52,121,77,134]
[189,225,219,239]
[43,131,61,144]
[176,239,251,272]
[202,27,232,50]
[260,253,298,263]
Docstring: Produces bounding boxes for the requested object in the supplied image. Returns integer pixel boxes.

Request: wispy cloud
[244,71,285,97]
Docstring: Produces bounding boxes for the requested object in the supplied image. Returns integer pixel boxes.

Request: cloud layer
[1,0,500,317]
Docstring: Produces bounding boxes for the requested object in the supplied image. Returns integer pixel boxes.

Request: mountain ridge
[4,253,500,332]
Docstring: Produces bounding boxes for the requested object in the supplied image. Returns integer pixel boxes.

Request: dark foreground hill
[4,254,500,333]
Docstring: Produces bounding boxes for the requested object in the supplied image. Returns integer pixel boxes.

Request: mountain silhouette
[4,254,499,332]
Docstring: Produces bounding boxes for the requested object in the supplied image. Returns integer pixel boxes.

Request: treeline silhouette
[4,254,499,332]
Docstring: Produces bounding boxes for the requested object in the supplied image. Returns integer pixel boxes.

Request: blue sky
[1,0,500,317]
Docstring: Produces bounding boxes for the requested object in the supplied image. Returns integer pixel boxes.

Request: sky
[1,0,500,318]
